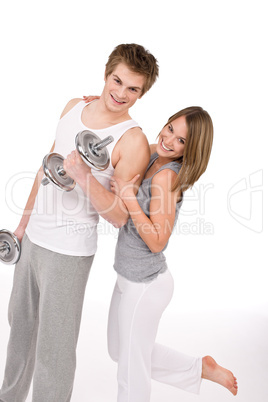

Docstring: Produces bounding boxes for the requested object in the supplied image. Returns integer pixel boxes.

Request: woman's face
[156,115,188,160]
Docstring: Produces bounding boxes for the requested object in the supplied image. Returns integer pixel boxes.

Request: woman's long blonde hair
[163,106,214,193]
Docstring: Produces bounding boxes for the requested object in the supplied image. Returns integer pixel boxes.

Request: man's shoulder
[120,125,147,144]
[60,98,83,118]
[118,127,148,154]
[118,127,150,161]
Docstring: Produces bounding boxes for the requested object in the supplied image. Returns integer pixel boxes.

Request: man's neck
[87,96,131,127]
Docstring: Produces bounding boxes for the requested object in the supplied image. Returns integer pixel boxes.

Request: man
[0,44,158,402]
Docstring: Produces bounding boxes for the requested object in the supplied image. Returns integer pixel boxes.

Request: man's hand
[14,225,26,242]
[63,150,92,186]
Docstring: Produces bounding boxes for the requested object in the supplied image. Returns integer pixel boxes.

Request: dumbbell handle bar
[92,136,113,153]
[0,241,10,257]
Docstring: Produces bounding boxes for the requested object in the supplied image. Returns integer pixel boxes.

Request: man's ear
[104,68,111,82]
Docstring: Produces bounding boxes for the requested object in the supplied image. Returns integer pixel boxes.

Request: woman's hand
[63,150,92,185]
[83,95,100,103]
[110,174,140,201]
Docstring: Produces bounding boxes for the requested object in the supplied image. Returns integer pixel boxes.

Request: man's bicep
[114,139,150,183]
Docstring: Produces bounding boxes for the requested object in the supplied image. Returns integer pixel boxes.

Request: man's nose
[116,87,127,99]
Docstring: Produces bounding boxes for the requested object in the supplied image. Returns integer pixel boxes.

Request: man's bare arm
[14,98,84,240]
[68,128,150,228]
[14,142,55,241]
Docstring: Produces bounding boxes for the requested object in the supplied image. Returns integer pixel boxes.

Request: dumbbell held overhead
[0,229,21,265]
[42,130,114,191]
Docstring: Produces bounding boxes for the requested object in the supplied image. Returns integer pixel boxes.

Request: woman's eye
[114,79,120,84]
[130,88,137,93]
[178,138,185,144]
[168,125,173,133]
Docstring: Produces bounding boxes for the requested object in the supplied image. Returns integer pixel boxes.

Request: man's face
[102,63,145,113]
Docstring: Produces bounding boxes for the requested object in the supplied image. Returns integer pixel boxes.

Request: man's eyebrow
[113,74,142,90]
[113,74,122,83]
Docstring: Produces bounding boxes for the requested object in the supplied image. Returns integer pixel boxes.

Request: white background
[0,0,267,401]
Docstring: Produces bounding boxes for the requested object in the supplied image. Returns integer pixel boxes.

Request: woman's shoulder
[151,167,182,203]
[156,159,181,176]
[150,167,178,193]
[151,168,181,203]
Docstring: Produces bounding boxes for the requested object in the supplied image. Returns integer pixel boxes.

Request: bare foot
[202,356,238,395]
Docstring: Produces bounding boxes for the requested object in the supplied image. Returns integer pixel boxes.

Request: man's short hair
[105,44,159,96]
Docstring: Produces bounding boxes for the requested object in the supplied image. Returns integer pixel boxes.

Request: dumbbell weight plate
[0,229,21,265]
[76,131,111,171]
[42,153,75,192]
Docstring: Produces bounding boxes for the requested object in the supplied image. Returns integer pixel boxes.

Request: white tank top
[26,101,139,256]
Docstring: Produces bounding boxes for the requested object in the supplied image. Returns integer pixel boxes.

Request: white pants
[107,270,202,402]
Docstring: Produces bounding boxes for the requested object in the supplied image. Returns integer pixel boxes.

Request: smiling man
[0,44,158,402]
[62,50,158,226]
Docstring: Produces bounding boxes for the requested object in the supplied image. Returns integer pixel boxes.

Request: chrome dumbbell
[41,130,114,191]
[0,229,21,265]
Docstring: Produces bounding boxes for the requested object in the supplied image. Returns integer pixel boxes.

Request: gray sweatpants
[0,235,94,402]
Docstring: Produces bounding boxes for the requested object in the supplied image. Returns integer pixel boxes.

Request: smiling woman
[160,107,214,193]
[106,105,239,401]
[158,116,187,158]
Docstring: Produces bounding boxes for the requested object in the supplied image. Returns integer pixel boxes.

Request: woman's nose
[163,135,174,146]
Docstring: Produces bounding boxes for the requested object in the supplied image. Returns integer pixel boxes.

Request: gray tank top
[114,152,183,282]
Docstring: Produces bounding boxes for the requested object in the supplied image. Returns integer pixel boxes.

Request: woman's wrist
[124,196,141,215]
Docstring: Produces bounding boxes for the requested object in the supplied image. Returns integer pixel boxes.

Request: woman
[82,96,238,400]
[107,106,238,401]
